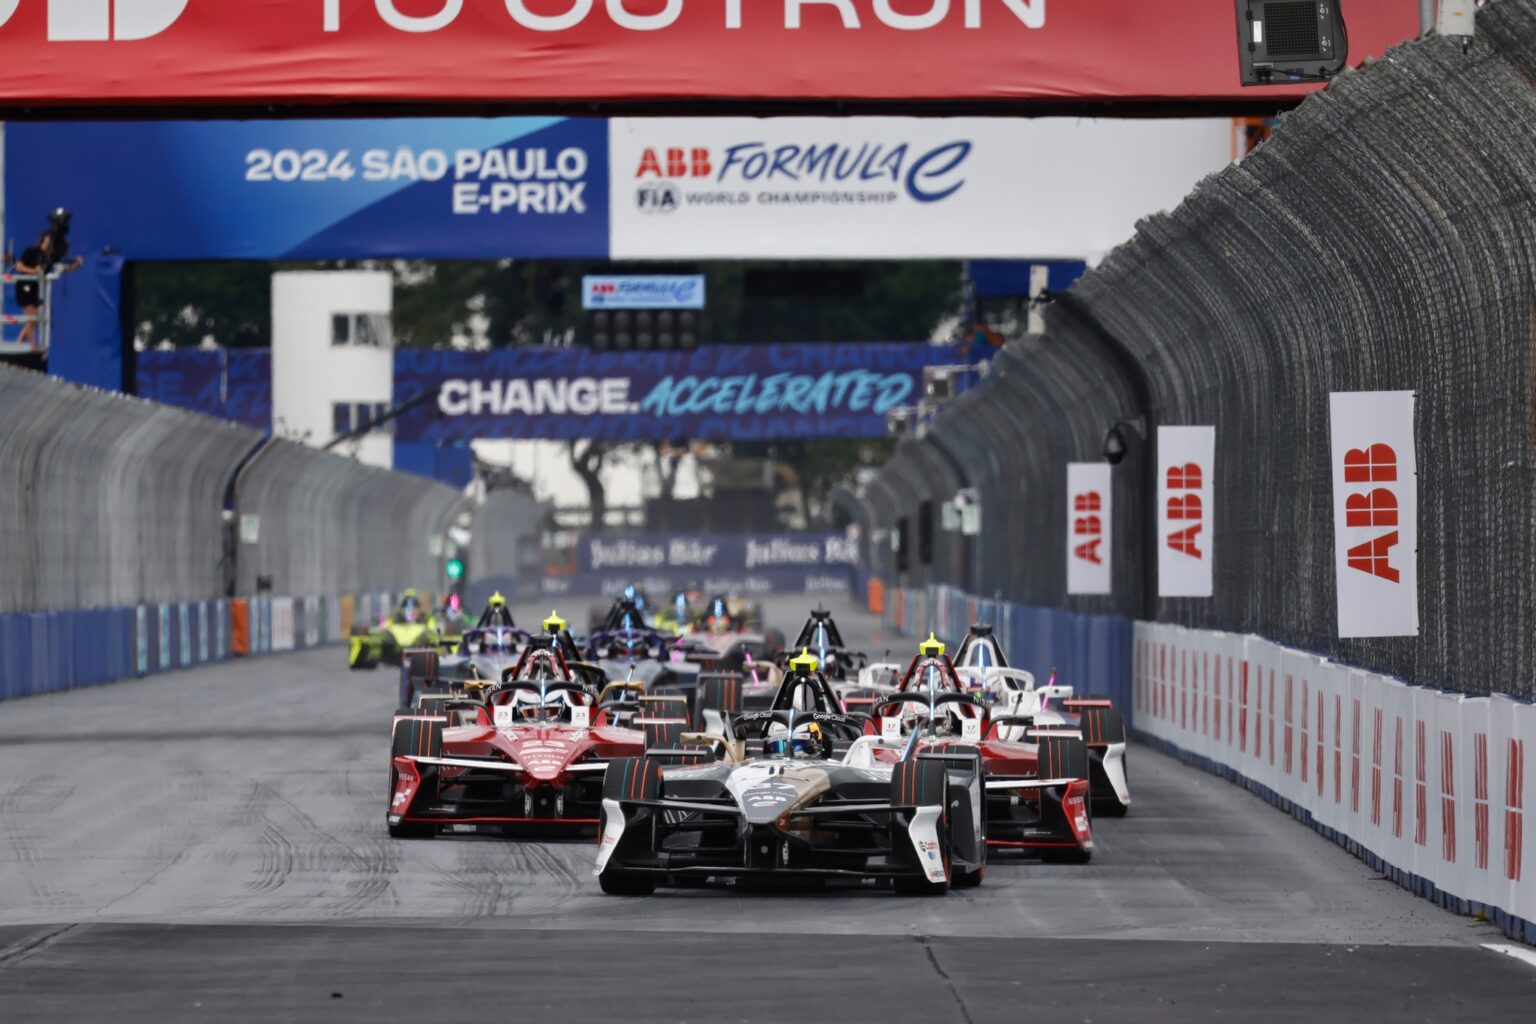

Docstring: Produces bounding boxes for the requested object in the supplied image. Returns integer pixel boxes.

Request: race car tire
[397,649,435,705]
[1037,733,1090,786]
[388,717,442,839]
[1077,701,1126,743]
[642,718,686,754]
[696,673,744,730]
[890,759,951,896]
[1037,733,1093,863]
[952,864,986,888]
[598,758,660,896]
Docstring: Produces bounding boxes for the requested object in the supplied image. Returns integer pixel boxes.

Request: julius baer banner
[542,533,859,598]
[395,343,954,442]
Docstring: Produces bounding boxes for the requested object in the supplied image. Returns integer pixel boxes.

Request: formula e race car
[863,634,1096,861]
[952,624,1131,817]
[593,651,987,896]
[349,589,439,669]
[387,646,688,837]
[779,607,867,681]
[395,593,529,706]
[583,594,678,687]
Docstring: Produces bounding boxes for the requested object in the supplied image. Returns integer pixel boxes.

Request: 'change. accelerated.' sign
[394,342,955,442]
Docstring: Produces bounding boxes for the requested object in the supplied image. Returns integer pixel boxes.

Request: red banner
[0,0,1418,108]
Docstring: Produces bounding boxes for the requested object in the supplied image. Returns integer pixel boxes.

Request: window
[331,401,393,438]
[331,312,392,348]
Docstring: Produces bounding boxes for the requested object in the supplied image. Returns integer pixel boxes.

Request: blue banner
[136,350,272,431]
[542,568,853,600]
[547,532,860,599]
[5,118,609,260]
[396,343,951,441]
[581,533,855,574]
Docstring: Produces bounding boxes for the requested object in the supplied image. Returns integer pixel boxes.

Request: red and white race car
[951,624,1131,817]
[387,643,688,837]
[863,635,1097,862]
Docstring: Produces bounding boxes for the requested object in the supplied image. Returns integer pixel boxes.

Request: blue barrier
[74,608,104,687]
[109,607,134,683]
[157,603,172,671]
[1,615,31,700]
[179,604,192,667]
[0,593,345,703]
[197,602,209,663]
[135,606,148,675]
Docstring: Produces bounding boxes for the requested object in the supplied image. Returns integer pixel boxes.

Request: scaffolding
[0,268,59,356]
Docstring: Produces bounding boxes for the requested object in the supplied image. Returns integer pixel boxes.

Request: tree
[131,261,281,348]
[568,440,613,527]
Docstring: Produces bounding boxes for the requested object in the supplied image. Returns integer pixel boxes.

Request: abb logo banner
[1066,462,1112,596]
[1329,391,1418,639]
[1157,425,1214,598]
[0,0,186,40]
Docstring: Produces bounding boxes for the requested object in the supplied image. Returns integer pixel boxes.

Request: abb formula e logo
[632,140,973,205]
[0,0,188,40]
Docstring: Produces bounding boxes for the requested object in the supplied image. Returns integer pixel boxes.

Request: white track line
[1482,944,1536,970]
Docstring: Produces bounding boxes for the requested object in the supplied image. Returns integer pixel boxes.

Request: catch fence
[862,2,1536,701]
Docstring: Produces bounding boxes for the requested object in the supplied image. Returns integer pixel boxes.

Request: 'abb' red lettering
[636,147,713,179]
[1165,462,1203,560]
[1073,490,1103,564]
[1342,443,1401,582]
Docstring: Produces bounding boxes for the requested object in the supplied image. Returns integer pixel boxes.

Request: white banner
[1066,462,1112,596]
[582,275,705,310]
[1157,426,1215,598]
[1329,391,1418,638]
[609,117,1231,259]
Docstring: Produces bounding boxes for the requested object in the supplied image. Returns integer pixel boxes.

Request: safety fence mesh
[0,365,462,613]
[861,0,1536,699]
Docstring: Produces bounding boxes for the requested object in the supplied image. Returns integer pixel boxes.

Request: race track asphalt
[0,595,1531,1022]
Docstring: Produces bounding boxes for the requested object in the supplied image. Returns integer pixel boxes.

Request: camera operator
[11,210,82,351]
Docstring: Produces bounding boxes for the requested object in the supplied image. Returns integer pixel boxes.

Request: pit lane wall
[0,365,461,700]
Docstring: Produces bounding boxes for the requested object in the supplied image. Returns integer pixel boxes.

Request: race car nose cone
[740,780,800,826]
[526,762,563,782]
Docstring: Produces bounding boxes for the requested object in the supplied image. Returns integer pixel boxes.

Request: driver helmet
[398,590,423,623]
[764,722,825,759]
[511,687,569,722]
[481,628,517,655]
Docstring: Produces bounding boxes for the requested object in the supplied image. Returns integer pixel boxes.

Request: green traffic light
[445,558,465,581]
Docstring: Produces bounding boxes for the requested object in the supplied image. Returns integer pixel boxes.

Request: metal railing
[0,268,61,355]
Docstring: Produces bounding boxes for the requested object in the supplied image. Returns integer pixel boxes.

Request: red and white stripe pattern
[1136,623,1534,931]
